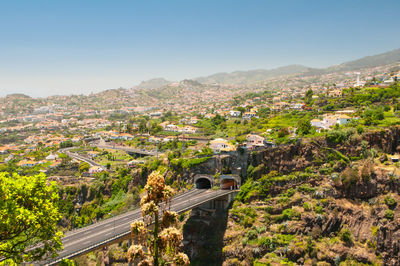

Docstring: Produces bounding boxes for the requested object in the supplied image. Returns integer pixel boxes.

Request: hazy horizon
[1,0,400,98]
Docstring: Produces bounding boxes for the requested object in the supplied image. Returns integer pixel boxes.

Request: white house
[181,126,199,134]
[311,119,324,129]
[230,110,241,117]
[337,115,352,125]
[209,138,236,153]
[165,124,179,132]
[243,112,258,119]
[189,117,199,124]
[46,154,59,160]
[88,166,106,174]
[246,134,266,149]
[311,114,353,130]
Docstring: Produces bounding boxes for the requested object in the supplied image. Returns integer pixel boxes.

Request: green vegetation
[0,173,63,264]
[384,195,397,209]
[339,227,353,246]
[384,210,394,220]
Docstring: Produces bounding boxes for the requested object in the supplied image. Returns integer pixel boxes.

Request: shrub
[241,237,249,246]
[360,160,375,181]
[298,184,316,194]
[264,206,274,214]
[314,205,324,214]
[245,229,258,240]
[303,202,311,211]
[258,237,277,251]
[339,227,353,245]
[274,208,300,222]
[384,209,394,220]
[278,128,290,138]
[306,237,316,257]
[285,188,295,197]
[326,130,348,144]
[256,226,267,234]
[384,195,397,209]
[242,216,255,228]
[236,179,255,202]
[340,167,359,188]
[370,226,379,236]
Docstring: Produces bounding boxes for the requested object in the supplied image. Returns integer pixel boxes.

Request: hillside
[195,65,310,85]
[194,48,400,85]
[221,127,400,265]
[134,78,172,90]
[332,48,400,72]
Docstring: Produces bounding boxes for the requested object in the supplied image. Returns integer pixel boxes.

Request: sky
[1,0,400,97]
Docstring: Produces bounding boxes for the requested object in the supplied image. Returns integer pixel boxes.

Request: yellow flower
[144,171,166,201]
[127,244,145,262]
[141,201,158,216]
[131,220,147,241]
[159,227,183,250]
[174,252,190,266]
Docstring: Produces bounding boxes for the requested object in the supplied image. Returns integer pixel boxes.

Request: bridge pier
[127,239,132,266]
[182,191,237,264]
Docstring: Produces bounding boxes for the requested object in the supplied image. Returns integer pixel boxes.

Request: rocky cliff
[221,126,400,265]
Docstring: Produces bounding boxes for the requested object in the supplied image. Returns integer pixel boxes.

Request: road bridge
[95,144,157,157]
[38,189,236,265]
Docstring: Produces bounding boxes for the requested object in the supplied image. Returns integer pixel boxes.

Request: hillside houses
[17,159,39,167]
[328,89,343,97]
[108,132,135,140]
[209,138,236,153]
[243,112,258,119]
[230,110,241,117]
[160,122,200,134]
[311,113,354,131]
[246,134,266,150]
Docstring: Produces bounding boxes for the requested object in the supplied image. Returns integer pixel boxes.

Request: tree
[128,171,189,266]
[296,119,312,136]
[78,162,90,174]
[305,89,313,104]
[0,172,63,264]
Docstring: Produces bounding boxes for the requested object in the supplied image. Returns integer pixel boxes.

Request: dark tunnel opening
[195,178,212,189]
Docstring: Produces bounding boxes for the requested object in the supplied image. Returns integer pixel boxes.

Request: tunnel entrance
[195,178,212,189]
[219,175,240,190]
[220,178,237,190]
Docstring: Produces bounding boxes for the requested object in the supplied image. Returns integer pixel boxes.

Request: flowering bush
[128,171,189,266]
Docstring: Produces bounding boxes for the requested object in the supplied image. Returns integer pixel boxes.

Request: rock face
[377,221,400,265]
[219,126,400,265]
[249,126,400,177]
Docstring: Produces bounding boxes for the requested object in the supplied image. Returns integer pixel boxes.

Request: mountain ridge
[133,48,400,88]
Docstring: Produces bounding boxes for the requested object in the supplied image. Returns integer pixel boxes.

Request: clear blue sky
[1,0,400,97]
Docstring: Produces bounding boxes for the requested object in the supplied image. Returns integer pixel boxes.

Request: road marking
[60,190,234,250]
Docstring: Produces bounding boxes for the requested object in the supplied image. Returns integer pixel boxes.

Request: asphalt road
[58,148,103,167]
[40,189,235,265]
[95,144,157,156]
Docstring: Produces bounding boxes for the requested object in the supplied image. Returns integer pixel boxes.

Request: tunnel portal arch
[219,175,240,190]
[194,175,213,189]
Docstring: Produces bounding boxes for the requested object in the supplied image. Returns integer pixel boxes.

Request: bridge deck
[95,144,157,156]
[40,189,236,265]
